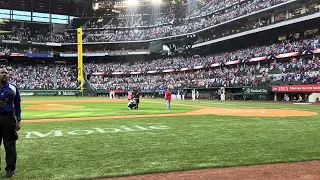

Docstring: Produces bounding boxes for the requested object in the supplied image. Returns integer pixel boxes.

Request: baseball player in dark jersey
[133,89,141,109]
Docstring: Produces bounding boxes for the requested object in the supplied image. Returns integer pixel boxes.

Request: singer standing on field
[165,88,172,110]
[0,68,22,178]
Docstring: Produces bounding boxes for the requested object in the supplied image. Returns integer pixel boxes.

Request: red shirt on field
[165,90,172,101]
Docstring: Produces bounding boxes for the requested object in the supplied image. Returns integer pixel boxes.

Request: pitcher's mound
[25,104,84,110]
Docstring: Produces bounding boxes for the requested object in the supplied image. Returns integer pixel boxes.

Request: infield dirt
[100,160,320,180]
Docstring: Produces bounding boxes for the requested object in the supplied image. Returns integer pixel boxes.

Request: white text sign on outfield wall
[24,125,170,139]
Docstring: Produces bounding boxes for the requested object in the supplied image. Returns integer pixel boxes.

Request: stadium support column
[77,28,84,95]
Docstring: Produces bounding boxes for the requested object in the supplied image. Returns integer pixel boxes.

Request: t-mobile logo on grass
[25,124,170,139]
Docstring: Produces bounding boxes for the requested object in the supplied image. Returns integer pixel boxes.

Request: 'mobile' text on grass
[25,124,170,139]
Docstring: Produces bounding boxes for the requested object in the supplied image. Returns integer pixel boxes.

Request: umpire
[0,68,21,178]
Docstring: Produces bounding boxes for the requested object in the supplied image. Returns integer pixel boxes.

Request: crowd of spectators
[55,66,78,89]
[61,48,148,55]
[188,0,242,19]
[0,0,308,43]
[32,65,55,89]
[81,0,232,29]
[0,0,318,90]
[0,36,319,90]
[85,37,320,90]
[85,58,320,90]
[3,54,319,91]
[84,0,290,42]
[84,37,320,74]
[6,64,35,89]
[3,32,316,57]
[267,57,320,84]
[86,56,320,90]
[1,63,78,90]
[85,56,206,74]
[0,46,147,55]
[271,57,320,73]
[1,50,319,91]
[0,25,54,43]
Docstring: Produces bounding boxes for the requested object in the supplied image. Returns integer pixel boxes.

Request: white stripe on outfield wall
[24,124,170,139]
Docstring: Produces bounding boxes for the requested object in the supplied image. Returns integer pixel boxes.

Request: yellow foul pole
[77,28,84,93]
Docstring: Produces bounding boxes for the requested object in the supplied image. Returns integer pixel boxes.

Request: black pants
[0,115,18,172]
[135,99,140,109]
[128,103,136,109]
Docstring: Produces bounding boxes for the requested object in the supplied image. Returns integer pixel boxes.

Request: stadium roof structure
[0,0,94,17]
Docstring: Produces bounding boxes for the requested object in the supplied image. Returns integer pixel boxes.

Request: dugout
[184,86,272,101]
[271,84,320,102]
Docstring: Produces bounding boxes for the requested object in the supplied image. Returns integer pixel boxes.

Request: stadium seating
[84,37,320,90]
[0,0,319,91]
[0,35,318,90]
[2,0,317,43]
[5,64,78,90]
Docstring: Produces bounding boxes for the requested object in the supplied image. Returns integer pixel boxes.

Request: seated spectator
[284,94,290,102]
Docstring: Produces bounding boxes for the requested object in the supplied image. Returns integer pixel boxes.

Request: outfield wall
[94,86,272,101]
[183,86,272,101]
[24,86,319,102]
[20,90,87,96]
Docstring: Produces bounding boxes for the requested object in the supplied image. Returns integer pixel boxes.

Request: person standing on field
[196,90,199,100]
[192,89,196,100]
[0,68,21,178]
[133,88,141,109]
[165,88,172,110]
[127,90,132,101]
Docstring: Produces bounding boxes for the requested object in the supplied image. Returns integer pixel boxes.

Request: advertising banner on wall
[26,53,54,58]
[243,87,270,94]
[272,84,320,93]
[10,53,25,57]
[20,90,78,96]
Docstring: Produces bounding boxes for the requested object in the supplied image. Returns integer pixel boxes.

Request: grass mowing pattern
[1,97,318,179]
[14,114,320,179]
[22,101,197,120]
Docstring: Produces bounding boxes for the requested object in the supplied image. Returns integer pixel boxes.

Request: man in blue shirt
[0,68,21,178]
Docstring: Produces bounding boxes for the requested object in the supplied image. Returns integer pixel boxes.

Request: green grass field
[1,97,319,179]
[21,98,197,120]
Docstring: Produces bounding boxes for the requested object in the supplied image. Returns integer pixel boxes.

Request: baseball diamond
[0,0,320,179]
[9,97,320,180]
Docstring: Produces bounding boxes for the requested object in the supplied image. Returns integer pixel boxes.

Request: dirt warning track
[100,160,320,180]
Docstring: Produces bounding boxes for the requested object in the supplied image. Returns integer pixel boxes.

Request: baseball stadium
[0,0,320,179]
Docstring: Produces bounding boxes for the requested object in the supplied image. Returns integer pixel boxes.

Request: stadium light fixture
[92,3,99,10]
[127,0,138,6]
[152,0,162,4]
